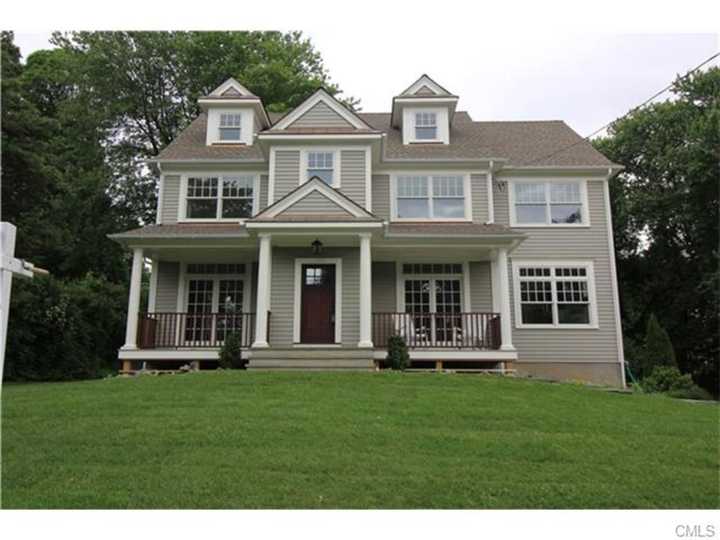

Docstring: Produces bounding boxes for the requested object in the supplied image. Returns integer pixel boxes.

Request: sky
[13,32,718,137]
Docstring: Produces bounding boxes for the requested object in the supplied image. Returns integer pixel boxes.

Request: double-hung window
[307,151,335,185]
[395,175,467,219]
[415,112,437,140]
[513,181,586,225]
[219,113,242,141]
[185,175,255,220]
[514,262,597,327]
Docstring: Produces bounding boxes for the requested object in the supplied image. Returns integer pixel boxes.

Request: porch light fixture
[311,239,323,255]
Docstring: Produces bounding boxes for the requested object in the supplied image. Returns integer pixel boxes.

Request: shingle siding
[161,175,181,224]
[339,149,366,208]
[494,178,619,364]
[289,101,354,129]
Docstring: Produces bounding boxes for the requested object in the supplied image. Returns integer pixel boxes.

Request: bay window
[184,175,256,220]
[514,262,597,328]
[512,180,586,226]
[395,174,468,220]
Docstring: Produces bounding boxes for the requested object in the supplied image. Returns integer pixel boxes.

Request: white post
[122,247,144,350]
[0,224,17,382]
[253,234,272,348]
[358,233,373,348]
[495,248,515,351]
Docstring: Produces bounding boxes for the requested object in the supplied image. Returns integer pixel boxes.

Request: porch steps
[247,348,375,371]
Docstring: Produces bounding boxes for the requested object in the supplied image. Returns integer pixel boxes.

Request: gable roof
[251,177,381,222]
[398,74,456,97]
[271,88,372,131]
[204,77,257,99]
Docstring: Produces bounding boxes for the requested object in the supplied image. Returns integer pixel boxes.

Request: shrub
[218,331,245,369]
[386,335,410,371]
[641,365,694,394]
[666,385,714,401]
[637,314,676,378]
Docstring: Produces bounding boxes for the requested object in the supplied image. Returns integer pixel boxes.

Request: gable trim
[254,177,377,219]
[277,190,353,218]
[273,89,371,131]
[209,77,255,97]
[399,74,454,97]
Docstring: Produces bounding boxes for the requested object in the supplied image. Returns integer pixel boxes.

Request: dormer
[391,75,459,145]
[198,78,271,146]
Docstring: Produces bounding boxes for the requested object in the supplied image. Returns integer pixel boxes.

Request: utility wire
[523,51,720,166]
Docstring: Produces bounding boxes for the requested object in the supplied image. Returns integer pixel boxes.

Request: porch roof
[108,223,250,242]
[384,222,522,238]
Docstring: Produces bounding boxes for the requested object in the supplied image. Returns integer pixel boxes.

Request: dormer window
[415,112,437,140]
[219,113,242,141]
[307,151,335,185]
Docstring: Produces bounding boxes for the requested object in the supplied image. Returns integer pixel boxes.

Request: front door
[301,264,336,343]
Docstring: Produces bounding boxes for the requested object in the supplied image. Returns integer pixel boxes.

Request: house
[109,74,626,386]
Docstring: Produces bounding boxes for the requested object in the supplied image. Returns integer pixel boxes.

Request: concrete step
[248,358,375,370]
[249,348,373,361]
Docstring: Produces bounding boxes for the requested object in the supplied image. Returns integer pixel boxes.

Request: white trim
[246,222,382,230]
[258,134,382,141]
[495,249,515,351]
[148,258,159,312]
[373,350,518,361]
[400,75,450,96]
[253,234,272,348]
[255,177,374,219]
[122,247,144,350]
[511,259,600,330]
[508,177,591,228]
[486,162,495,224]
[209,78,254,97]
[156,173,165,225]
[300,147,341,188]
[182,267,251,314]
[395,263,468,313]
[364,146,372,212]
[603,175,627,387]
[394,97,458,105]
[358,233,373,348]
[273,89,371,131]
[178,172,261,223]
[390,173,473,222]
[293,258,343,344]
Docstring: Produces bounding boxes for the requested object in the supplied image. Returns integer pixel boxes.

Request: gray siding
[269,247,360,346]
[372,262,396,312]
[469,262,493,312]
[273,150,301,201]
[160,175,181,224]
[339,149,366,208]
[289,101,353,128]
[371,174,391,219]
[279,191,353,216]
[494,178,619,364]
[470,173,489,223]
[154,261,179,312]
[256,175,268,215]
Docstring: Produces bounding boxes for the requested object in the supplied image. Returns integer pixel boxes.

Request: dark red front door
[301,264,335,344]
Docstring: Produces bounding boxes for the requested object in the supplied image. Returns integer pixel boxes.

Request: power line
[524,51,720,166]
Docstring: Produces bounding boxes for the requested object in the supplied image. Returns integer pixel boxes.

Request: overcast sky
[13,32,718,136]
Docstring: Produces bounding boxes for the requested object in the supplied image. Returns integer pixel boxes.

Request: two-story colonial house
[110,75,626,386]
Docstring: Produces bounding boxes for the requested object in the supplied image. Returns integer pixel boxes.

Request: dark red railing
[372,312,501,350]
[138,312,256,349]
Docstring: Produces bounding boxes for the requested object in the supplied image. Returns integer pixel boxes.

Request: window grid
[403,263,462,275]
[185,176,255,220]
[513,181,585,225]
[415,112,438,140]
[219,113,242,141]
[517,264,593,326]
[396,175,465,219]
[187,263,246,275]
[307,151,335,185]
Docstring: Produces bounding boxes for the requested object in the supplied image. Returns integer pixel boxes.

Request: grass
[1,371,718,509]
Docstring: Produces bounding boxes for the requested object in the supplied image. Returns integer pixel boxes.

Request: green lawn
[1,371,718,509]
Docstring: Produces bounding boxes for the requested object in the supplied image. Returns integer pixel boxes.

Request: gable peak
[398,74,454,97]
[207,77,256,98]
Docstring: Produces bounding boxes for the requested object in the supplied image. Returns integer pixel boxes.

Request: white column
[122,247,144,350]
[495,248,515,351]
[253,234,272,348]
[358,233,373,348]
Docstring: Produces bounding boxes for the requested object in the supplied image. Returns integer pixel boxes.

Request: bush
[5,273,127,381]
[641,366,694,394]
[386,335,410,371]
[666,385,714,401]
[218,331,245,369]
[637,314,676,378]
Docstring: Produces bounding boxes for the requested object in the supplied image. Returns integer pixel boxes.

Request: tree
[594,67,720,394]
[637,313,677,378]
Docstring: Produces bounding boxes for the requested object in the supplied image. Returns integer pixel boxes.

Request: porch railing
[138,312,256,349]
[372,312,501,350]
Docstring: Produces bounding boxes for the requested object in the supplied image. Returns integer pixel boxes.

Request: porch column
[122,247,144,350]
[495,248,515,351]
[358,233,373,348]
[253,233,272,348]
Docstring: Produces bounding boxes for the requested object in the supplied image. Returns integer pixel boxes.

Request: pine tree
[640,313,677,378]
